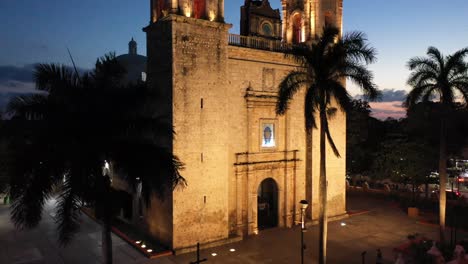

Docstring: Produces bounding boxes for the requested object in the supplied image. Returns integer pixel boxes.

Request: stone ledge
[174,235,243,255]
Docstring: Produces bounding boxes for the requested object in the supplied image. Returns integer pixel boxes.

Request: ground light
[147,249,153,253]
[211,253,217,256]
[341,222,347,226]
[229,248,236,252]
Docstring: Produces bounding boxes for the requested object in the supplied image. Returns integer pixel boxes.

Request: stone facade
[144,0,346,252]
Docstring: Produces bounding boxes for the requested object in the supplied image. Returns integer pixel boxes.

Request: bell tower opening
[193,0,206,19]
[292,13,302,44]
[324,11,333,26]
[150,0,225,23]
[282,0,343,43]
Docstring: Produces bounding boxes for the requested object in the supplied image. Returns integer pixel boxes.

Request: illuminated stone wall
[145,0,346,252]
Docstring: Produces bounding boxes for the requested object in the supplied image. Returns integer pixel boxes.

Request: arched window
[155,0,166,20]
[193,0,206,19]
[261,22,273,37]
[292,14,302,44]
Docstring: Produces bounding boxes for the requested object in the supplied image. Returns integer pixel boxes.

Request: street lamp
[300,200,309,264]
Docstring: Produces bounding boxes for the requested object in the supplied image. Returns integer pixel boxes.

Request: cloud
[354,89,408,120]
[0,81,35,94]
[356,89,408,102]
[369,101,406,120]
[0,63,89,114]
[0,64,37,84]
[0,64,37,112]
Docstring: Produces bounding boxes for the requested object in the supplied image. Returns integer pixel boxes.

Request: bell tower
[282,0,343,44]
[144,0,232,251]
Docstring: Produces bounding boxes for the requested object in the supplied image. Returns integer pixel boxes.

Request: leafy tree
[276,26,380,264]
[6,54,185,264]
[347,99,385,176]
[405,46,468,244]
[371,135,438,202]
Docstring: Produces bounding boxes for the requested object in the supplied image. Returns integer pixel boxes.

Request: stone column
[236,171,244,236]
[170,0,178,14]
[150,0,155,22]
[282,1,288,41]
[217,0,224,22]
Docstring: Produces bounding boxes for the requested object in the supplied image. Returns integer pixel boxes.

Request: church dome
[116,38,147,83]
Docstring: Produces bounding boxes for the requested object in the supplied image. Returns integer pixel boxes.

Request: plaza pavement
[0,194,465,264]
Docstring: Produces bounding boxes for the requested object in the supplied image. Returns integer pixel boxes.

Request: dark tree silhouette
[6,53,185,264]
[405,46,468,244]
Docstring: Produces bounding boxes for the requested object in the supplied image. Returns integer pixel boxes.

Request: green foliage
[371,136,437,185]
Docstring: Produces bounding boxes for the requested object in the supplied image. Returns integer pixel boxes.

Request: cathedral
[142,0,346,253]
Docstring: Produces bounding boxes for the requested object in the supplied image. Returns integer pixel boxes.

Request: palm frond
[34,64,80,94]
[407,69,437,88]
[10,161,55,229]
[407,57,439,73]
[342,31,377,64]
[404,83,435,108]
[276,71,309,115]
[323,117,340,157]
[445,47,468,73]
[55,175,82,245]
[6,94,49,120]
[426,46,445,70]
[457,84,468,107]
[344,63,379,100]
[328,80,354,112]
[304,86,318,131]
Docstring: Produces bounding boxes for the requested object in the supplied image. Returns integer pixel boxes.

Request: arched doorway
[257,178,278,229]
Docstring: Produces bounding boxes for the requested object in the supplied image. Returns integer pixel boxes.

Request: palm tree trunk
[318,110,328,264]
[306,128,313,219]
[102,176,113,264]
[102,212,113,264]
[439,116,447,244]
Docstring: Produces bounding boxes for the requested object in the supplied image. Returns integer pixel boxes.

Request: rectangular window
[261,123,276,148]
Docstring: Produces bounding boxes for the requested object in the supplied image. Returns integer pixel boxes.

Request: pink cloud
[369,101,406,120]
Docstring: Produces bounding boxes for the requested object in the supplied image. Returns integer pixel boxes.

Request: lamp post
[300,200,309,264]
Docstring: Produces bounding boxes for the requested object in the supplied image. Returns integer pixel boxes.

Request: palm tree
[6,54,185,264]
[276,26,379,264]
[405,46,468,244]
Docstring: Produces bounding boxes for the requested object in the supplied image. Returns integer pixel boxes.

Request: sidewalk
[0,194,465,263]
[165,195,467,264]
